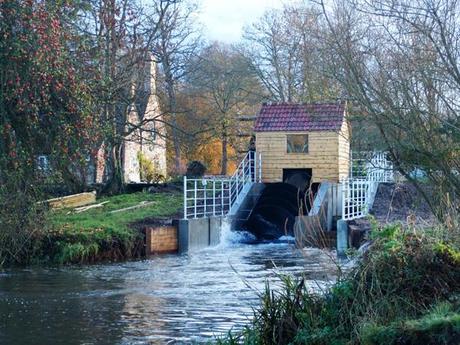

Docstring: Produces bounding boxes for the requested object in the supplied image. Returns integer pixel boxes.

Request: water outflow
[244,183,308,240]
[219,218,257,245]
[0,239,338,344]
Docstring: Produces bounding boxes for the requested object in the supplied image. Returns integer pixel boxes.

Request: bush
[0,176,47,266]
[217,225,460,344]
[137,151,165,183]
[186,160,206,177]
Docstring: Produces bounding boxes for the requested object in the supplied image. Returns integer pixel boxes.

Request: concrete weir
[144,217,224,255]
[177,216,224,253]
[147,183,342,256]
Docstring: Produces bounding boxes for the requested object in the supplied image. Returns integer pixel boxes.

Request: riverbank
[217,224,460,345]
[40,191,182,265]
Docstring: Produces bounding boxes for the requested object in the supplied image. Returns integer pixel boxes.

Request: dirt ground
[370,182,436,226]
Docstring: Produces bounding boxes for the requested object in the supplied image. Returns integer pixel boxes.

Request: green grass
[44,191,182,264]
[50,192,182,231]
[361,303,460,345]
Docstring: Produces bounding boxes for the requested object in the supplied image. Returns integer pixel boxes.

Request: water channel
[0,230,338,345]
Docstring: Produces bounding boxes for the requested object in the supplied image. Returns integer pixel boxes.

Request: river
[0,230,338,345]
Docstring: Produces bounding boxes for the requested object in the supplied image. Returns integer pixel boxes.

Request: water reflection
[0,239,338,344]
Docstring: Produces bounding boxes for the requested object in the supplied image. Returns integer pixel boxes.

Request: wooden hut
[254,102,350,187]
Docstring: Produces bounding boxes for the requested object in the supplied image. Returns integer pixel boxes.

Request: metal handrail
[342,151,393,220]
[183,151,261,219]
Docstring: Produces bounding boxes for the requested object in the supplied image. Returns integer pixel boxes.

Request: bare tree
[242,4,340,103]
[153,0,202,174]
[320,0,460,219]
[188,43,262,174]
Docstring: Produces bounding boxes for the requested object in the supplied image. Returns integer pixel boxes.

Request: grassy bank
[42,191,182,264]
[218,224,460,345]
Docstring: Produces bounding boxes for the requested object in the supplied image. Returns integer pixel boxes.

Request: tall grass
[217,224,460,344]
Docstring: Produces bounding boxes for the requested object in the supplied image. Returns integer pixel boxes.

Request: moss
[44,191,182,264]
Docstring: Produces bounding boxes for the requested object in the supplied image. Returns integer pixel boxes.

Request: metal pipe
[194,179,197,218]
[183,176,187,219]
[242,158,245,184]
[213,180,216,216]
[203,180,207,217]
[258,152,262,183]
[221,181,224,215]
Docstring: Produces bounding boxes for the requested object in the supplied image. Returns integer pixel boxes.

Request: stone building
[36,55,167,187]
[121,57,167,183]
[92,55,167,184]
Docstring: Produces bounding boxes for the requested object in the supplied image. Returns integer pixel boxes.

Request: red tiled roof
[254,102,346,132]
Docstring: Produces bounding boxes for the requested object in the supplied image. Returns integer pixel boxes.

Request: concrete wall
[90,57,167,185]
[123,105,142,183]
[177,216,224,253]
[294,183,333,248]
[138,57,167,178]
[123,58,167,183]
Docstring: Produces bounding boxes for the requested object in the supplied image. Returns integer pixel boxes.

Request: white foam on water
[217,219,256,247]
[278,235,296,242]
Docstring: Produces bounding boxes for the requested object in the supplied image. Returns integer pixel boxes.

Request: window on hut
[287,134,309,153]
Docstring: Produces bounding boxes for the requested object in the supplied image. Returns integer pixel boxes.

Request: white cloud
[198,0,286,43]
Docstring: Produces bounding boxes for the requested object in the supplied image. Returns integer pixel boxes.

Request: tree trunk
[161,31,182,174]
[221,130,228,175]
[165,79,181,174]
[170,116,182,174]
[103,144,124,195]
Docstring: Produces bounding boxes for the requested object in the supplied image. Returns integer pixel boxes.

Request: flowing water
[0,227,338,345]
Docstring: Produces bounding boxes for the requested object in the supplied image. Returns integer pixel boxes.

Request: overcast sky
[197,0,287,43]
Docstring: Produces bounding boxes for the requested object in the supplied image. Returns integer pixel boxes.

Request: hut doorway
[283,168,312,192]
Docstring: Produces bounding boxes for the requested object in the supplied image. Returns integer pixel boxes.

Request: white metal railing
[366,151,394,183]
[342,151,393,220]
[350,151,394,182]
[183,151,261,219]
